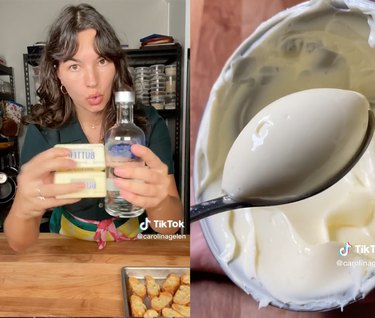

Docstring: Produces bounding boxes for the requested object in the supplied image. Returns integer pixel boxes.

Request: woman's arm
[4,147,83,252]
[4,206,43,252]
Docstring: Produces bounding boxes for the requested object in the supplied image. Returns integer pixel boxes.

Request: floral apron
[50,207,140,249]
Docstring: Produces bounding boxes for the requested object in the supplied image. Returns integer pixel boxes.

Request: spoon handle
[190,196,250,222]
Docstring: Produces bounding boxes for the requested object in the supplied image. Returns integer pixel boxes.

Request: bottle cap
[115,90,135,103]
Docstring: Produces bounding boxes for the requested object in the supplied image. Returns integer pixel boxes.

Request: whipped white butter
[222,88,369,203]
[194,0,375,311]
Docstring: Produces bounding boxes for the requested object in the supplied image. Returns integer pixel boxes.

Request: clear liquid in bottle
[104,90,146,218]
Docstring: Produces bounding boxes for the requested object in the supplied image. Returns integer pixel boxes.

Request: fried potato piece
[129,277,146,299]
[172,303,190,317]
[150,292,173,312]
[145,275,160,299]
[130,294,147,317]
[180,274,190,286]
[162,273,180,295]
[162,307,184,317]
[173,285,190,305]
[143,309,159,317]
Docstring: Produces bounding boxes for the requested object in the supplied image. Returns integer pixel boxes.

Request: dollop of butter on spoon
[222,88,369,203]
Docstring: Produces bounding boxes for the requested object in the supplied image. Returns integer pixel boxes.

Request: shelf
[0,93,13,101]
[0,64,15,99]
[125,43,181,56]
[158,109,177,118]
[125,44,181,66]
[0,64,13,76]
[25,54,41,67]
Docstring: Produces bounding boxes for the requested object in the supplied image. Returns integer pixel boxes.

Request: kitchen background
[0,0,190,233]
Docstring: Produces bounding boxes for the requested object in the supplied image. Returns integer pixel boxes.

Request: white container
[194,0,375,312]
[150,73,166,81]
[165,75,176,93]
[150,86,165,94]
[165,92,176,109]
[151,95,165,110]
[150,64,165,74]
[150,83,166,90]
[134,74,150,82]
[135,66,150,74]
[165,64,177,76]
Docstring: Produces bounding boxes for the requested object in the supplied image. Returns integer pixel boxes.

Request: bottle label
[70,149,96,160]
[108,143,134,159]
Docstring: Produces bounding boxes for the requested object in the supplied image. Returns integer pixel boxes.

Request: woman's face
[57,28,116,116]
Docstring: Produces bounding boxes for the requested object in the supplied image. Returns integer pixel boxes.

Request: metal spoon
[191,110,375,222]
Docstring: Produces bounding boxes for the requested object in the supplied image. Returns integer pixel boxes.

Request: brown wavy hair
[25,3,147,134]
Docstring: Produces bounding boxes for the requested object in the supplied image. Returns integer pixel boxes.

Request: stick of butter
[53,144,106,198]
[54,143,105,170]
[54,170,106,198]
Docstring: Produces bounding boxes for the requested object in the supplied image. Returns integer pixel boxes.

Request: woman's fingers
[26,146,71,166]
[22,158,77,179]
[191,222,225,274]
[114,165,167,184]
[35,182,85,198]
[118,188,159,209]
[23,196,81,219]
[20,147,76,178]
[131,144,167,172]
[114,178,165,197]
[14,146,85,215]
[111,145,171,209]
[33,196,81,209]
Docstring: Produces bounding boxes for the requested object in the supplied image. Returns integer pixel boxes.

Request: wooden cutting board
[0,233,189,317]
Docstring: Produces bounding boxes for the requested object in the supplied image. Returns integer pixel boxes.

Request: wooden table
[0,233,190,317]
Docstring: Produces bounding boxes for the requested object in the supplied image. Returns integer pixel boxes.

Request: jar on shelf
[135,66,150,75]
[150,64,165,75]
[165,75,176,93]
[165,64,177,76]
[151,95,165,110]
[134,66,150,106]
[164,92,176,109]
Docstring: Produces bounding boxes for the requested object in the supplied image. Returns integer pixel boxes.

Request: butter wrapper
[54,170,106,198]
[53,143,106,198]
[54,143,105,170]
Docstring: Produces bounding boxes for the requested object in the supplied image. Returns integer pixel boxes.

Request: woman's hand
[13,147,84,220]
[113,144,170,210]
[191,222,224,274]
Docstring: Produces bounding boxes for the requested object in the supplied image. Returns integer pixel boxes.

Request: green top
[21,106,174,221]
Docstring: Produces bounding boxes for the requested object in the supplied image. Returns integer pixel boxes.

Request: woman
[4,4,183,251]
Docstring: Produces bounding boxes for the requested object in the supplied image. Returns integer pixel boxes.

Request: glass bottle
[104,90,146,218]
